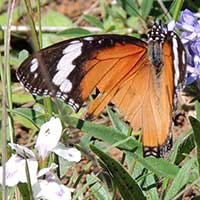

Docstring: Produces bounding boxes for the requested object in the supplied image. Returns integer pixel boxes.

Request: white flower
[37,163,58,178]
[52,142,81,162]
[35,117,81,162]
[0,144,38,186]
[35,117,62,160]
[33,164,74,200]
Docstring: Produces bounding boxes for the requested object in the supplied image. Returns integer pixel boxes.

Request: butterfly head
[147,22,166,43]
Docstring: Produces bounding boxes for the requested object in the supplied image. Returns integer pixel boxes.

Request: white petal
[53,143,81,162]
[9,143,35,159]
[33,180,73,200]
[0,155,38,186]
[19,159,38,185]
[37,163,58,178]
[167,20,176,31]
[0,155,23,186]
[35,117,62,160]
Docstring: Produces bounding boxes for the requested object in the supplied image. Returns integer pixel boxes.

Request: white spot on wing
[68,98,79,111]
[59,79,72,93]
[43,90,48,95]
[68,98,74,104]
[52,42,83,87]
[61,94,68,100]
[172,37,179,86]
[84,37,94,41]
[63,42,83,54]
[182,50,186,65]
[30,58,38,73]
[69,40,80,44]
[34,73,38,79]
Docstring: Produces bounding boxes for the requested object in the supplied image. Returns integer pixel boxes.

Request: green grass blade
[132,154,179,179]
[164,157,196,200]
[169,130,194,165]
[58,28,91,37]
[189,116,200,174]
[67,116,140,151]
[107,107,128,134]
[195,101,200,120]
[84,14,104,29]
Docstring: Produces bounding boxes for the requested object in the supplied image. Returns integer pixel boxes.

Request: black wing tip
[143,134,173,158]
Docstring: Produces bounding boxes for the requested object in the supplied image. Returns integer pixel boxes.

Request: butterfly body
[17,23,186,157]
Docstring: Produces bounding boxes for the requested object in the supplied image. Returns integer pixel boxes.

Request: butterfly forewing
[17,35,147,112]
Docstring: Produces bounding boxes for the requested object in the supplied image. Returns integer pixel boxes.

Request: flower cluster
[176,9,200,88]
[0,117,81,200]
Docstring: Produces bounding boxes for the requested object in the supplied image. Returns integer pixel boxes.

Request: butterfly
[16,22,187,157]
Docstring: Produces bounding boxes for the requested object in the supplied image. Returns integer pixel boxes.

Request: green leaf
[90,144,146,200]
[0,7,22,25]
[86,174,112,200]
[18,183,31,200]
[189,116,200,173]
[169,130,194,165]
[13,107,45,130]
[41,10,73,27]
[18,50,29,64]
[84,14,104,29]
[111,5,127,19]
[41,33,66,48]
[169,0,184,20]
[119,0,138,16]
[67,116,140,151]
[58,28,91,38]
[107,106,128,134]
[12,84,34,104]
[164,157,196,200]
[141,0,153,18]
[195,101,200,120]
[144,174,159,200]
[132,154,179,179]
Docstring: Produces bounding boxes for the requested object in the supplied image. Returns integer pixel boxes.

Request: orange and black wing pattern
[16,23,186,157]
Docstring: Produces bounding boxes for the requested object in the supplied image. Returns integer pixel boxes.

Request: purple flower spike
[180,9,196,26]
[177,9,200,88]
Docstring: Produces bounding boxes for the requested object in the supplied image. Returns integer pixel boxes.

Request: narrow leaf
[67,116,140,151]
[58,28,91,37]
[18,183,31,200]
[90,144,146,200]
[189,116,200,173]
[107,106,128,134]
[164,158,196,200]
[169,130,194,165]
[141,0,153,18]
[84,14,104,29]
[132,154,179,179]
[195,101,200,120]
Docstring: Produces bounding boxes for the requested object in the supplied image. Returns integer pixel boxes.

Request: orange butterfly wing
[111,41,174,156]
[80,43,147,114]
[82,42,174,157]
